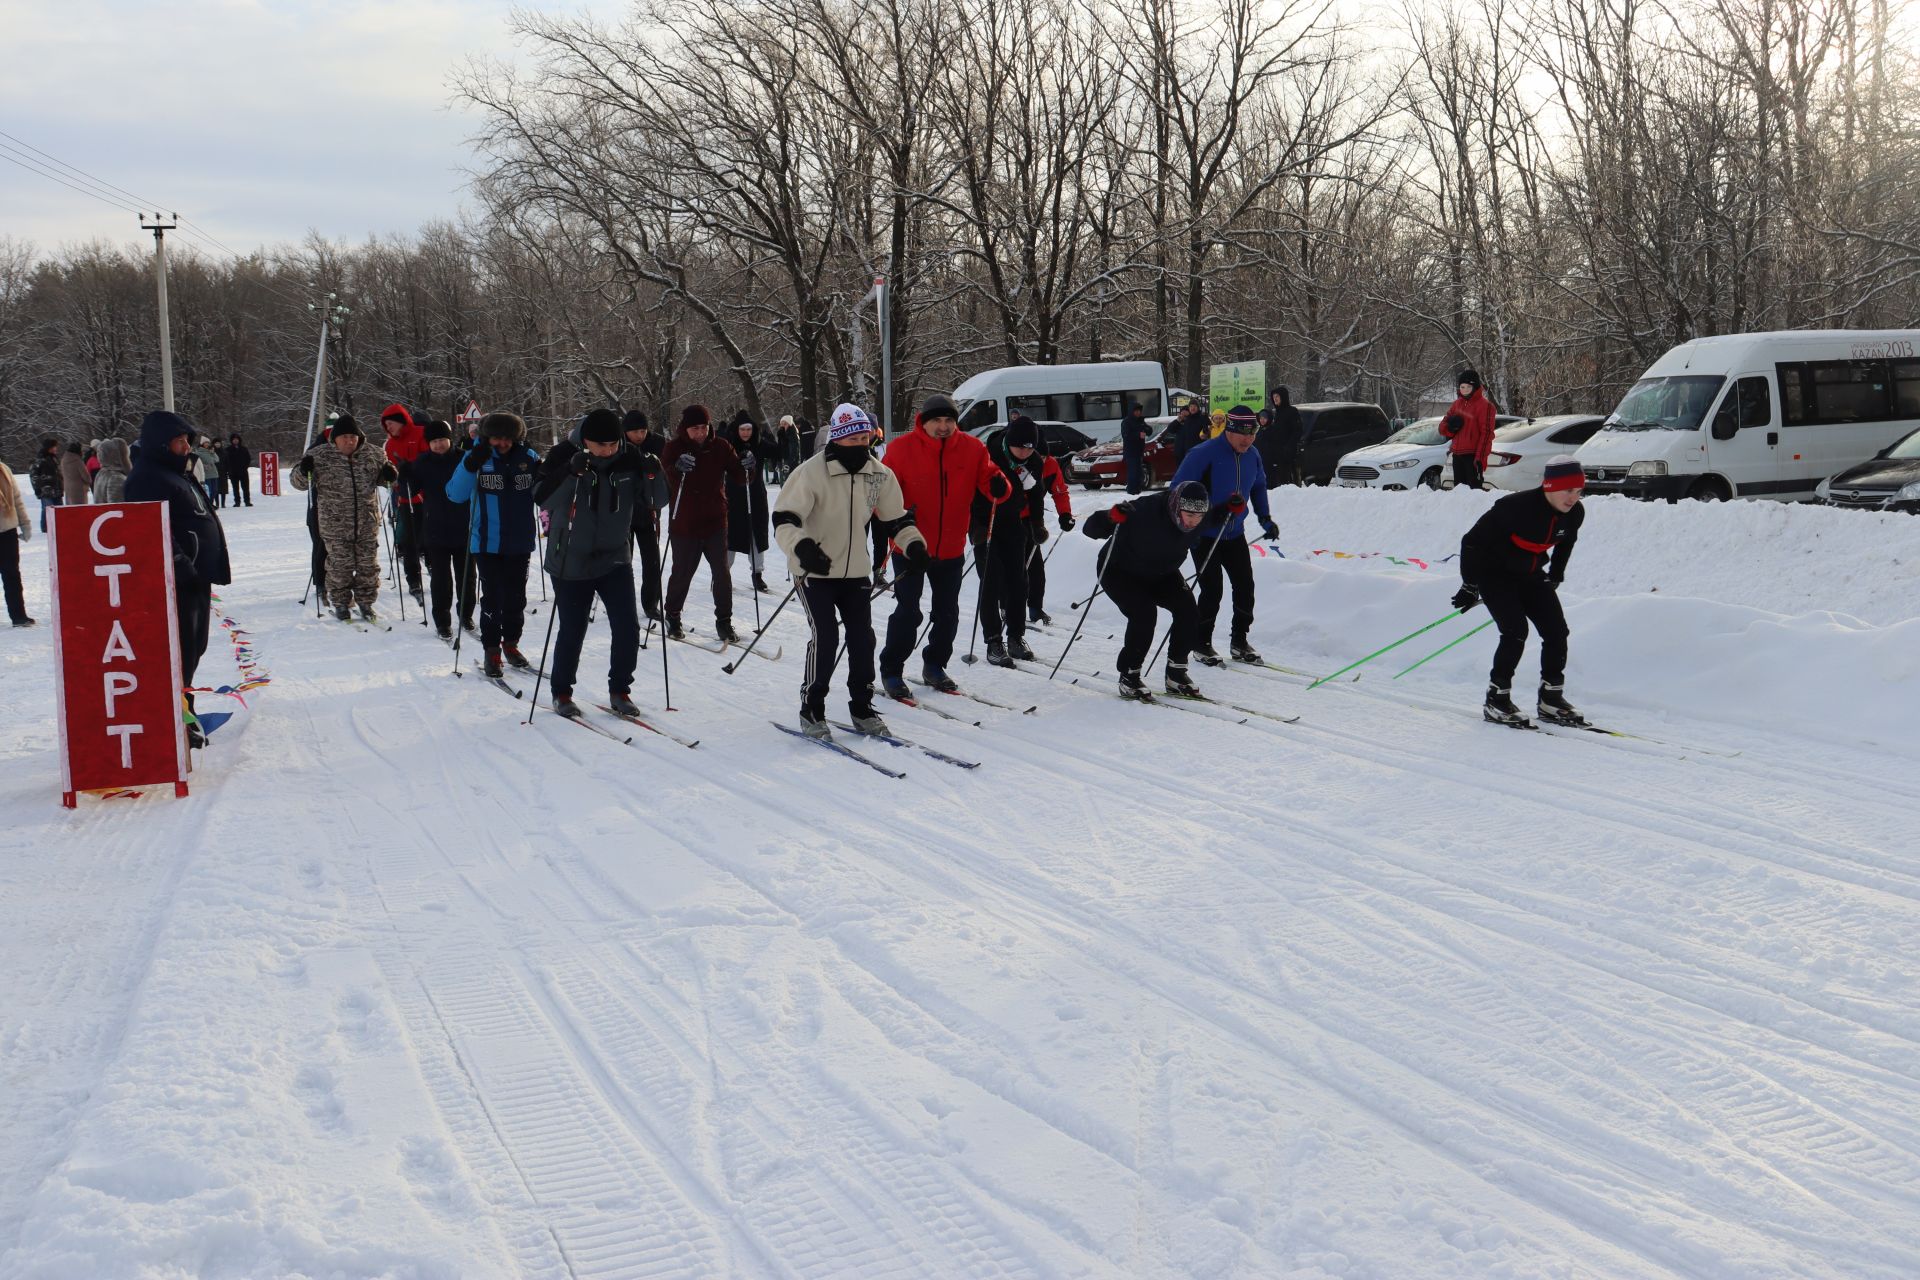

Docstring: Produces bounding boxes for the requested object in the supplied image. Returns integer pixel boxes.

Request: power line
[0,127,162,210]
[0,146,136,216]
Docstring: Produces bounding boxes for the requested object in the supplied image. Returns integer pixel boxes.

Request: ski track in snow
[2,485,1917,1278]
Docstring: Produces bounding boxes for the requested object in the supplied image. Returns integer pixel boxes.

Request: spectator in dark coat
[29,437,63,531]
[1256,387,1304,486]
[725,413,771,592]
[222,433,253,507]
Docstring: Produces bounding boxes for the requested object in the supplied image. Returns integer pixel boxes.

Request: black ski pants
[632,522,662,619]
[665,530,731,625]
[307,499,327,601]
[422,543,476,633]
[1452,455,1484,490]
[177,579,212,708]
[879,553,963,677]
[1027,539,1052,618]
[1106,567,1198,676]
[474,552,529,651]
[801,576,875,714]
[972,532,1029,645]
[0,528,27,623]
[1191,533,1254,647]
[228,469,250,506]
[391,504,423,592]
[1481,577,1568,690]
[548,567,640,700]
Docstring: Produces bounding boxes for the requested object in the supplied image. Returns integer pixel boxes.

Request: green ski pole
[1393,618,1494,679]
[1308,609,1465,689]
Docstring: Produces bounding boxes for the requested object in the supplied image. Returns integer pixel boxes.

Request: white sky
[0,0,583,261]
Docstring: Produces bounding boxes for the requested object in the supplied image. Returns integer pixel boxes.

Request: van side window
[1125,389,1163,418]
[1047,393,1080,421]
[1778,360,1891,425]
[1893,361,1920,416]
[1008,395,1050,421]
[1737,377,1771,427]
[958,399,998,431]
[1080,391,1121,421]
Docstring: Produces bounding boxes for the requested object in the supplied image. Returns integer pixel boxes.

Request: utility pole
[140,213,178,411]
[302,290,350,453]
[875,275,892,439]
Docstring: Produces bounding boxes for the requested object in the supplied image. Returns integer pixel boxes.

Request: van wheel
[1688,477,1730,502]
[1419,466,1443,489]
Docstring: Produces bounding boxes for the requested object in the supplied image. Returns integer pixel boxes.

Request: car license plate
[1336,478,1365,487]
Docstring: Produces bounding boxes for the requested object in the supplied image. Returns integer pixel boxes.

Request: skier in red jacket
[1438,368,1499,490]
[380,403,428,603]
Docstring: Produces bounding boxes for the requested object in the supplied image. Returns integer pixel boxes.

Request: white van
[1578,330,1920,501]
[951,361,1168,443]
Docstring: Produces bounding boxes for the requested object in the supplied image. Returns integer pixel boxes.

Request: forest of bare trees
[4,0,1916,466]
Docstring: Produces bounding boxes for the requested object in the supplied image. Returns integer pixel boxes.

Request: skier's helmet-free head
[1170,479,1210,530]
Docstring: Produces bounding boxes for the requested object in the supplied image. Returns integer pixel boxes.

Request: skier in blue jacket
[1169,404,1279,665]
[446,411,541,677]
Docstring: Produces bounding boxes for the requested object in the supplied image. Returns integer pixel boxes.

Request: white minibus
[951,361,1169,443]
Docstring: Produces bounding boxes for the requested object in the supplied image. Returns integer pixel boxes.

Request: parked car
[1279,402,1394,485]
[1068,422,1179,489]
[1484,415,1606,490]
[1814,425,1920,512]
[968,420,1095,461]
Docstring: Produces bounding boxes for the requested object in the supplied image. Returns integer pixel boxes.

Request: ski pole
[746,471,763,634]
[1308,608,1466,689]
[1145,521,1232,676]
[451,493,479,676]
[1049,543,1114,679]
[527,486,583,725]
[1393,618,1494,679]
[653,482,685,708]
[961,500,999,665]
[723,582,798,673]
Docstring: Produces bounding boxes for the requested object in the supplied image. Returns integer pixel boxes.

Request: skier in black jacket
[401,421,476,638]
[1453,455,1588,727]
[1082,479,1236,700]
[971,417,1046,666]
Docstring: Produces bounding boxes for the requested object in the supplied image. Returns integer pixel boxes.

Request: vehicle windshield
[1604,375,1725,431]
[1889,428,1920,460]
[1385,418,1445,446]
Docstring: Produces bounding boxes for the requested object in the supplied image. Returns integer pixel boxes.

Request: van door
[1706,375,1796,498]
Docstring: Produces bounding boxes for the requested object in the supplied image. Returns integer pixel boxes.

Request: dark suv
[1265,402,1393,484]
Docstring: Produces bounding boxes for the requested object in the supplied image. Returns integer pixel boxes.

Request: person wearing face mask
[877,392,1010,700]
[773,402,928,739]
[1081,479,1234,701]
[660,404,747,643]
[971,415,1046,667]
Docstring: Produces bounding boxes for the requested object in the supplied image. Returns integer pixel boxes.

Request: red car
[1068,422,1179,489]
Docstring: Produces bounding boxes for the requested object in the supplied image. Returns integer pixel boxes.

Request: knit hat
[1224,404,1260,434]
[621,409,650,435]
[678,404,711,430]
[827,402,876,442]
[422,421,453,443]
[1005,418,1040,449]
[1457,368,1483,391]
[330,414,362,440]
[1171,480,1211,515]
[581,408,624,444]
[480,411,524,443]
[1542,455,1586,492]
[919,393,959,422]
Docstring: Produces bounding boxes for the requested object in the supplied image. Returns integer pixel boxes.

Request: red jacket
[1440,390,1498,465]
[661,427,746,538]
[1039,455,1071,516]
[380,404,428,506]
[882,424,1005,560]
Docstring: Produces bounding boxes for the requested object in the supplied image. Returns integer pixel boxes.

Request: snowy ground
[3,481,1918,1279]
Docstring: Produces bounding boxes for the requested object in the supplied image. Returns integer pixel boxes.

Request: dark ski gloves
[1452,585,1481,611]
[795,537,832,575]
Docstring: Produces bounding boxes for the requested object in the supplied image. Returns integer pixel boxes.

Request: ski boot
[1164,664,1202,699]
[436,625,454,641]
[881,674,914,702]
[1537,683,1591,728]
[667,615,687,641]
[609,691,642,718]
[984,638,1015,668]
[1483,683,1532,728]
[1117,668,1150,700]
[752,572,769,594]
[12,617,35,628]
[483,649,505,679]
[502,644,531,670]
[410,586,426,608]
[799,703,831,739]
[552,693,585,720]
[1006,635,1037,662]
[921,663,959,694]
[1192,643,1225,667]
[849,697,891,737]
[1230,639,1264,665]
[715,619,743,645]
[334,603,353,622]
[461,618,477,634]
[358,603,379,623]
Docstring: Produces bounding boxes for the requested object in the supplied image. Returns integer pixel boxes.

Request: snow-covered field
[3,481,1918,1279]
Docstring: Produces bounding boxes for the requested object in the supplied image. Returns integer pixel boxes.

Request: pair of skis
[466,661,699,749]
[772,715,983,778]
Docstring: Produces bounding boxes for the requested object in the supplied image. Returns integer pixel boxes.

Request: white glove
[1020,470,1038,490]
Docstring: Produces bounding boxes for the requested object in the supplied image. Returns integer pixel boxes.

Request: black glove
[794,537,832,575]
[1546,571,1564,589]
[1452,585,1481,612]
[1260,517,1279,541]
[674,453,697,474]
[740,450,756,471]
[1058,512,1075,531]
[902,540,930,572]
[377,463,399,486]
[172,553,200,591]
[1442,413,1464,437]
[297,456,314,478]
[569,450,592,475]
[463,446,486,472]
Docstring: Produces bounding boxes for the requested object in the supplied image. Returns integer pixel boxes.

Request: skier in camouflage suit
[291,415,397,621]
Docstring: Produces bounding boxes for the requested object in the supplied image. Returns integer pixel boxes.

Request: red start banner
[50,502,189,807]
[258,451,280,497]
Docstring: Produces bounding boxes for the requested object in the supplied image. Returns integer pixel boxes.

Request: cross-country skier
[661,404,747,644]
[773,402,928,738]
[620,410,667,621]
[445,411,542,677]
[291,415,397,623]
[1453,455,1588,727]
[1439,368,1499,490]
[972,416,1046,667]
[1081,479,1235,701]
[1170,403,1280,665]
[401,421,476,639]
[536,408,649,719]
[379,404,428,606]
[725,413,772,594]
[877,392,1009,699]
[1026,448,1075,626]
[124,410,231,745]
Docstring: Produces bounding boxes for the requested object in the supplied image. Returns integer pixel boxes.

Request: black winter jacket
[1083,492,1225,579]
[970,435,1044,544]
[403,449,472,550]
[123,412,232,588]
[537,440,650,580]
[1460,489,1585,585]
[726,428,771,553]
